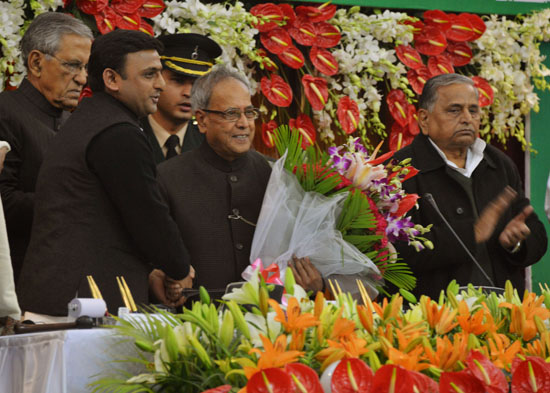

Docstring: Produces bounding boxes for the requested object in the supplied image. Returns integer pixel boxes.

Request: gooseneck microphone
[423,193,496,287]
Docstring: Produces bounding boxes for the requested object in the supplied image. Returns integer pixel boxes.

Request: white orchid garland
[1,1,549,148]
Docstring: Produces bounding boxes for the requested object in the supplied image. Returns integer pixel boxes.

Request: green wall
[530,42,550,292]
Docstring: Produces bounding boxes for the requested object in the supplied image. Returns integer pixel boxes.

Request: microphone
[423,193,496,287]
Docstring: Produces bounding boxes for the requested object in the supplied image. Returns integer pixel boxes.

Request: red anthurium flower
[79,86,93,103]
[472,76,494,107]
[277,46,305,69]
[410,370,439,393]
[337,96,360,134]
[389,122,414,151]
[407,104,420,135]
[415,25,447,56]
[138,0,165,18]
[116,10,141,30]
[423,9,452,31]
[446,42,473,66]
[407,66,431,95]
[284,363,324,393]
[94,7,120,34]
[331,358,373,393]
[465,351,508,393]
[76,0,108,15]
[289,17,317,46]
[461,13,486,40]
[247,368,294,393]
[139,19,154,36]
[295,3,336,23]
[200,385,232,393]
[511,356,549,376]
[371,364,414,393]
[314,22,341,48]
[511,357,550,393]
[386,89,410,127]
[310,46,338,76]
[111,0,143,14]
[401,19,424,38]
[440,371,485,393]
[250,3,284,33]
[262,120,278,148]
[289,114,316,149]
[427,54,454,76]
[279,4,296,28]
[63,0,73,8]
[446,14,476,42]
[261,74,293,107]
[261,28,292,55]
[302,74,328,111]
[257,49,278,72]
[395,45,423,69]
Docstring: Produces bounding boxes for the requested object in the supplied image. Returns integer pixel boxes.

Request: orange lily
[420,297,458,335]
[484,332,523,371]
[423,333,468,371]
[388,345,430,372]
[500,292,550,341]
[456,301,496,336]
[269,298,319,333]
[245,334,303,379]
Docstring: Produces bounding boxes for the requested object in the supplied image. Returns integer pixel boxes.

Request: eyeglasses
[46,54,87,75]
[202,107,260,122]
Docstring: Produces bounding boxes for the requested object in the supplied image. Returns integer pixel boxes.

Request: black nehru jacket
[17,92,191,316]
[0,79,70,283]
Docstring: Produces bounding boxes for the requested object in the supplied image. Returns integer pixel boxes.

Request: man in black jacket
[0,13,92,283]
[142,34,222,163]
[17,30,192,316]
[393,73,547,299]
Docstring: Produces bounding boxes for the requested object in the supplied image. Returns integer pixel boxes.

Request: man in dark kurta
[157,66,271,299]
[142,34,222,164]
[393,74,547,299]
[0,13,92,283]
[17,30,192,316]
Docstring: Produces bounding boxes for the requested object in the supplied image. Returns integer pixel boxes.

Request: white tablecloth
[0,328,144,393]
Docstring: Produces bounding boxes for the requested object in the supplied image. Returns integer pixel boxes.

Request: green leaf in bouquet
[379,262,416,291]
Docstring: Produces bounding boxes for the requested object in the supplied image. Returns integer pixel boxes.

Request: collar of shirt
[19,78,66,129]
[428,137,486,178]
[147,114,188,156]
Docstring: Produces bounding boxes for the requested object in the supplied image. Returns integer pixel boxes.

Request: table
[0,328,144,393]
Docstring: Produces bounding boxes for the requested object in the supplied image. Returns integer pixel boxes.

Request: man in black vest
[0,13,92,284]
[142,34,222,164]
[17,30,192,316]
[393,73,547,299]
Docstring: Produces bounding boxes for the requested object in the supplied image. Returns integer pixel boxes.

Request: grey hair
[20,12,93,69]
[418,73,478,112]
[191,65,252,112]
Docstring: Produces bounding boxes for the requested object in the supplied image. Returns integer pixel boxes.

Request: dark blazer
[157,141,272,298]
[17,93,190,315]
[0,79,69,282]
[393,134,547,299]
[141,117,205,164]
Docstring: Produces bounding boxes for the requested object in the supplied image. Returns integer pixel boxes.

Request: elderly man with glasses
[0,12,92,284]
[155,65,276,301]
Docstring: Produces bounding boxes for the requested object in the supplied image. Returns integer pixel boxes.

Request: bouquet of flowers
[248,127,432,296]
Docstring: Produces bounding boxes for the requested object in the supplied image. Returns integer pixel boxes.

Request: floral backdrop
[1,0,550,152]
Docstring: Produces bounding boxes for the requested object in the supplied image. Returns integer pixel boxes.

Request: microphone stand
[424,193,496,288]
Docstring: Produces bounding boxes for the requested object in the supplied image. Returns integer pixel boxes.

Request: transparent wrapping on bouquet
[248,155,381,297]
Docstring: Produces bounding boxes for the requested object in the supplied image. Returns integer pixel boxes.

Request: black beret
[158,33,222,78]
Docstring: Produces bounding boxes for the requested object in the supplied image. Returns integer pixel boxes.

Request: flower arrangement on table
[2,1,550,149]
[91,276,550,393]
